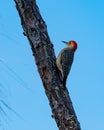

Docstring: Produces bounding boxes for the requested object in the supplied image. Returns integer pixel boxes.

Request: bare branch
[14,0,81,129]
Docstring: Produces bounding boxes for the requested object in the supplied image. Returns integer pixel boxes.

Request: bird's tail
[63,77,67,88]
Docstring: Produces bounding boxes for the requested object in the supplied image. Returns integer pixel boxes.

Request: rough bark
[14,0,81,130]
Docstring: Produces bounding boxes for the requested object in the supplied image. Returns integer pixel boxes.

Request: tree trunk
[14,0,81,130]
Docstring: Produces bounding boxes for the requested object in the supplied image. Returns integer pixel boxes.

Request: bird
[56,40,77,87]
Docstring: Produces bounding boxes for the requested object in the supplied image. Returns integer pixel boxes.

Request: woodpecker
[56,40,77,86]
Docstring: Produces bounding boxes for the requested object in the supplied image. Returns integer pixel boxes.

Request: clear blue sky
[0,0,104,130]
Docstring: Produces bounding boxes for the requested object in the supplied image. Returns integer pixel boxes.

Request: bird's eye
[68,42,71,45]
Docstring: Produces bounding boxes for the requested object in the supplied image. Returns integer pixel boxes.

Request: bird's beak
[62,41,68,44]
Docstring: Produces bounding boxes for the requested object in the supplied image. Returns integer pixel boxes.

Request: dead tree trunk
[14,0,81,130]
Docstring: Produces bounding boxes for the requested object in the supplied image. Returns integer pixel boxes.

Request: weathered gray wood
[14,0,81,129]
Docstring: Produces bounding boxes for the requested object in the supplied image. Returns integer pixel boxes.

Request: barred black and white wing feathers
[56,48,74,86]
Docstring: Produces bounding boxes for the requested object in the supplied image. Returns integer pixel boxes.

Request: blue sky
[0,0,104,130]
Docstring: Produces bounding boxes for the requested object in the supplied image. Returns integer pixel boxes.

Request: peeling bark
[14,0,81,130]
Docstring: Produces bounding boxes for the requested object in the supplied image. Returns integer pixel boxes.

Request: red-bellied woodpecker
[56,40,77,86]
